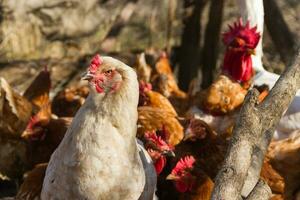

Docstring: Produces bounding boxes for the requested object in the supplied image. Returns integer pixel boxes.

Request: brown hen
[139,81,177,116]
[173,117,228,179]
[151,53,188,115]
[197,75,247,115]
[51,85,89,117]
[21,103,72,166]
[166,156,214,200]
[137,106,183,146]
[267,131,300,200]
[16,163,47,200]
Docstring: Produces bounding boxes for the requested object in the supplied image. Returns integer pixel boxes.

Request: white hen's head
[82,54,137,97]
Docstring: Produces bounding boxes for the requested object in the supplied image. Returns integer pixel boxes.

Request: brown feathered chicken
[260,158,285,199]
[23,66,51,111]
[0,78,33,179]
[0,66,72,183]
[0,78,32,138]
[197,75,247,115]
[137,106,183,146]
[173,117,228,179]
[166,156,214,200]
[151,52,188,115]
[267,131,300,200]
[21,103,72,167]
[142,130,175,175]
[51,85,89,117]
[16,163,48,200]
[139,81,177,116]
[41,55,153,199]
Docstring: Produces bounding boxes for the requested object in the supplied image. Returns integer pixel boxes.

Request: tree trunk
[178,0,208,91]
[201,0,225,88]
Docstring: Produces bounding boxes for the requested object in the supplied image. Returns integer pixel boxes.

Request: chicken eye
[104,70,113,75]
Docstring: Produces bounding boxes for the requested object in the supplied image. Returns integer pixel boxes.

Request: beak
[248,49,256,55]
[166,174,179,180]
[81,72,94,81]
[183,128,194,141]
[162,150,175,157]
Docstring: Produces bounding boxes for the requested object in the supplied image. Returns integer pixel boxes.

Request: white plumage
[41,57,150,200]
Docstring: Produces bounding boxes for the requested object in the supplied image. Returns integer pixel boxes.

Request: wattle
[222,49,253,83]
[154,156,166,175]
[175,180,189,193]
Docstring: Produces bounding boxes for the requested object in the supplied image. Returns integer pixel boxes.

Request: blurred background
[0,0,299,93]
[0,0,300,199]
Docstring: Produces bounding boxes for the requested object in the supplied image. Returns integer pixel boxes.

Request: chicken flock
[0,19,299,200]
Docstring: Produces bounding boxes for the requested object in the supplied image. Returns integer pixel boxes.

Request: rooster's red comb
[223,18,260,49]
[171,156,196,176]
[144,131,173,151]
[145,131,166,146]
[89,54,103,73]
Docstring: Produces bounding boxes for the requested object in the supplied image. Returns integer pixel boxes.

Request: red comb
[89,54,103,73]
[171,156,196,176]
[144,131,173,151]
[223,18,260,49]
[145,131,166,146]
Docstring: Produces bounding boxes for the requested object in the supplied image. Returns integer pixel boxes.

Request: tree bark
[211,52,300,200]
[244,179,272,200]
[264,0,297,66]
[201,0,224,88]
[178,0,208,91]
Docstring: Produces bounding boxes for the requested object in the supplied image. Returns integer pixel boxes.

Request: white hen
[237,0,300,140]
[41,55,147,200]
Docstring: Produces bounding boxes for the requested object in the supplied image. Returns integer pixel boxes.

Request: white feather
[41,57,148,200]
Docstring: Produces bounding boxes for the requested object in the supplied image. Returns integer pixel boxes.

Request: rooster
[166,156,214,200]
[198,19,260,115]
[41,55,153,199]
